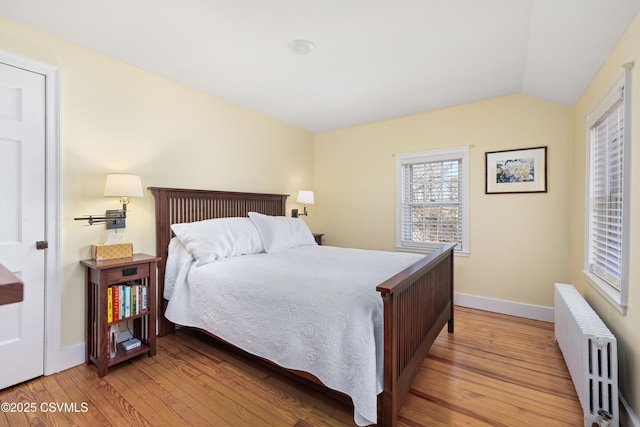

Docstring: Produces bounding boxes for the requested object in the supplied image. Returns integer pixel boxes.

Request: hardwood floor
[0,307,583,426]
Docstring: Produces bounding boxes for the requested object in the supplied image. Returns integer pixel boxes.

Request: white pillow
[171,217,264,266]
[248,211,317,253]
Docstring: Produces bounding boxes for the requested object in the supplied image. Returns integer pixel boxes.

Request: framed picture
[485,146,547,194]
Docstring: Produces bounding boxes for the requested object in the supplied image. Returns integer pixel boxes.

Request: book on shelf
[107,287,112,323]
[136,285,142,314]
[119,285,124,319]
[121,285,125,317]
[132,284,138,315]
[112,285,119,321]
[142,286,148,311]
[124,286,131,318]
[130,285,135,315]
[109,324,118,359]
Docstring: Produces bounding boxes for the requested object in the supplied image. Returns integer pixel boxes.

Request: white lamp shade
[296,190,314,204]
[104,174,143,198]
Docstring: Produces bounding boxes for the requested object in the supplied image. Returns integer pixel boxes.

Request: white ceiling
[1,0,639,132]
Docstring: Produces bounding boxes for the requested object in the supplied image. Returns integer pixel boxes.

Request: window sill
[396,245,469,257]
[583,270,627,315]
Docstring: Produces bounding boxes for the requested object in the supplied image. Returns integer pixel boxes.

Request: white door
[0,62,46,389]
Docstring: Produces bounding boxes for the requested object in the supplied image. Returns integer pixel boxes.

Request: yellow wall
[314,94,572,307]
[0,17,314,349]
[570,13,640,421]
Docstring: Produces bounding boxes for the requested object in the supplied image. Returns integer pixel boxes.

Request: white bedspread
[164,243,424,426]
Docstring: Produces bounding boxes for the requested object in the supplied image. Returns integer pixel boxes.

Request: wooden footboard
[376,243,455,427]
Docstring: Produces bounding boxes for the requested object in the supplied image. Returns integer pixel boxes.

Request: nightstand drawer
[106,263,150,285]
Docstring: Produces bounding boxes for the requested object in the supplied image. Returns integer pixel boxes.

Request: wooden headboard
[148,187,289,335]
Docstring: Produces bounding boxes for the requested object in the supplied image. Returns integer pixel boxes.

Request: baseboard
[621,394,640,427]
[53,332,133,374]
[454,292,554,322]
[56,342,86,373]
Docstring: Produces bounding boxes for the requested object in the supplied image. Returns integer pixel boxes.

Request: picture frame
[485,146,547,194]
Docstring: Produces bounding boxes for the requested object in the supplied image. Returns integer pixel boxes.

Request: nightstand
[313,233,324,245]
[80,253,159,377]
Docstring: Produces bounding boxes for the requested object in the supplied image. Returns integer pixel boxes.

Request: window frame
[396,146,469,256]
[584,68,632,315]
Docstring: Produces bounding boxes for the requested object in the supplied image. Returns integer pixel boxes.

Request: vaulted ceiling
[1,0,639,132]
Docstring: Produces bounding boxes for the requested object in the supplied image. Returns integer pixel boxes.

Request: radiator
[554,283,618,427]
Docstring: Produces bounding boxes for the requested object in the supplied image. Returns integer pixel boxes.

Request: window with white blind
[396,146,469,255]
[585,67,632,314]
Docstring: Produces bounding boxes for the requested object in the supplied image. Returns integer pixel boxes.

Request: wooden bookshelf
[80,253,159,377]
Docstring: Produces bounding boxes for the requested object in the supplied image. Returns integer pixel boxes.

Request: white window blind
[589,97,624,290]
[585,63,633,314]
[396,147,469,254]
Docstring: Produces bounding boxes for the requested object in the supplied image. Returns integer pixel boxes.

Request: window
[585,67,632,314]
[396,146,469,255]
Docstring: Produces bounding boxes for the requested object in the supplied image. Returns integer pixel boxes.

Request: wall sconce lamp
[291,190,314,218]
[74,173,143,229]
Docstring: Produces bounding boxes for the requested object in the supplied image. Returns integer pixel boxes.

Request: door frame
[0,49,61,375]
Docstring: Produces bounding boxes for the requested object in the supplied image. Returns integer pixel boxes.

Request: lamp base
[291,208,299,218]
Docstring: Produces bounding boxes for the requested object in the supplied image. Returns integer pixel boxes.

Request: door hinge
[36,241,48,250]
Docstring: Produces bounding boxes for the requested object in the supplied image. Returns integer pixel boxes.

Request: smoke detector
[288,39,315,55]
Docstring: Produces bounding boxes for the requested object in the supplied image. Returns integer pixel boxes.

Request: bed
[150,187,455,427]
